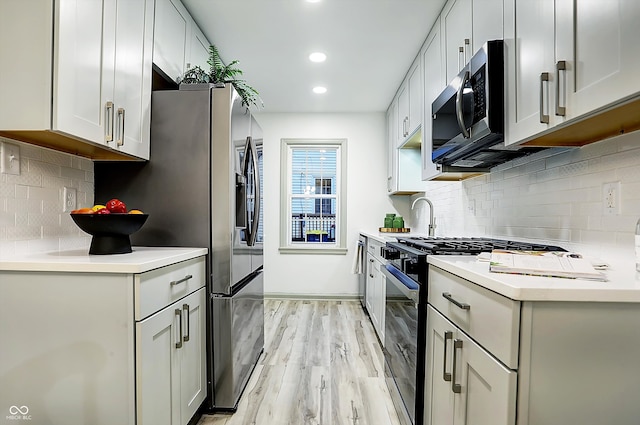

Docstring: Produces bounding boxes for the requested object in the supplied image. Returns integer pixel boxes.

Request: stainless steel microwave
[431,40,540,170]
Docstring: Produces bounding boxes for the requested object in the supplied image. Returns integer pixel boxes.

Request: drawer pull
[442,292,470,310]
[170,274,193,286]
[183,304,190,342]
[452,339,463,393]
[175,309,183,349]
[443,331,453,382]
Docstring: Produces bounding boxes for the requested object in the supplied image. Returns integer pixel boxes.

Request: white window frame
[279,138,348,254]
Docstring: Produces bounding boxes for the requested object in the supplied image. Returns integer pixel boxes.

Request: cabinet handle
[455,71,471,139]
[463,38,470,64]
[443,330,453,382]
[116,108,125,146]
[458,46,464,72]
[555,60,567,117]
[539,72,550,124]
[369,274,374,278]
[451,339,463,393]
[182,304,190,342]
[175,308,183,349]
[105,101,114,142]
[170,274,193,286]
[442,292,470,310]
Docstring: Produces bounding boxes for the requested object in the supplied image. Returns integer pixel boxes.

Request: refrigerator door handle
[249,136,260,247]
[243,136,260,246]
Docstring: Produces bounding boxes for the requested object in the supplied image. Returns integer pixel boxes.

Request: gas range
[392,236,566,256]
[381,237,566,286]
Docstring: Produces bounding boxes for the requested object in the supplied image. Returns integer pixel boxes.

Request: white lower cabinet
[365,239,386,343]
[427,264,640,425]
[0,254,207,425]
[137,287,206,425]
[425,305,516,425]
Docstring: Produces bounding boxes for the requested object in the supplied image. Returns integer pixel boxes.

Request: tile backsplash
[411,130,640,264]
[0,138,93,256]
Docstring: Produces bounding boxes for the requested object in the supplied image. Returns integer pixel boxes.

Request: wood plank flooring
[198,299,402,425]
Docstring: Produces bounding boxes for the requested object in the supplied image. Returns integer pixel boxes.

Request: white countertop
[428,255,640,302]
[360,230,426,243]
[0,246,208,274]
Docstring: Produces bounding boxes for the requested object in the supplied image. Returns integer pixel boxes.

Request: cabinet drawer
[367,238,386,263]
[135,256,206,320]
[428,266,520,369]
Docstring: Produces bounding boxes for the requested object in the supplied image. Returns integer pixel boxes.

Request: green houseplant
[179,44,263,109]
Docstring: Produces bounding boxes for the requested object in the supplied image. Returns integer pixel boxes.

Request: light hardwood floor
[198,299,402,425]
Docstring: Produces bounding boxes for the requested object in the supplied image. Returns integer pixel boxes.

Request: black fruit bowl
[71,213,149,255]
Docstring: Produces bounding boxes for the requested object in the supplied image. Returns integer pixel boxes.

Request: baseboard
[264,293,360,301]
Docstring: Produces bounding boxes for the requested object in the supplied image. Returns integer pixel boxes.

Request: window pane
[291,148,337,196]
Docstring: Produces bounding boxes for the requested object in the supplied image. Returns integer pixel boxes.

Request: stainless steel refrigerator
[95,84,264,412]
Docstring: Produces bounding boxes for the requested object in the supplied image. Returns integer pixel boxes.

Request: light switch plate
[1,142,21,175]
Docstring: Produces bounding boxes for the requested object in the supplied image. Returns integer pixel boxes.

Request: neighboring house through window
[280,138,347,254]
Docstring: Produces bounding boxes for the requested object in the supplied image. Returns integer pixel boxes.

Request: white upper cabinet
[0,0,153,160]
[441,0,472,85]
[387,103,398,193]
[397,61,422,146]
[505,0,640,146]
[504,0,557,144]
[388,98,425,195]
[153,0,189,82]
[55,0,113,145]
[112,0,154,159]
[555,0,640,120]
[188,24,211,71]
[441,0,503,86]
[421,21,445,181]
[154,0,211,82]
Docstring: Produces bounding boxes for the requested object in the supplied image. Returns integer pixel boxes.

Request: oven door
[382,264,420,425]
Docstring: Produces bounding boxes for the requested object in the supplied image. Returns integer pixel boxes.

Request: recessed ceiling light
[313,86,327,94]
[309,52,327,63]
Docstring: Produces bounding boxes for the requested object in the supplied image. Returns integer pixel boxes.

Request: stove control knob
[381,247,400,260]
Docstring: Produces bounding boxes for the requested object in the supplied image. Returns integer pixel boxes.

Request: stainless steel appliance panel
[213,87,252,295]
[250,116,264,271]
[95,90,213,251]
[211,270,264,409]
[383,266,420,425]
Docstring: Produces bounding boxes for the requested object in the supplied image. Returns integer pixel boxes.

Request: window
[280,139,347,254]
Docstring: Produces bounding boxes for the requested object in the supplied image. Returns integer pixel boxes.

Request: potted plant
[179,44,263,109]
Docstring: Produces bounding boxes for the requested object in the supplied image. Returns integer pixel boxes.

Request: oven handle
[381,265,419,304]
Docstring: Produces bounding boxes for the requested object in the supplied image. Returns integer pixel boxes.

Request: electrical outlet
[602,181,621,215]
[1,142,21,175]
[63,187,77,212]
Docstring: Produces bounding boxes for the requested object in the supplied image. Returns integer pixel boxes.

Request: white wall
[255,112,401,297]
[409,131,640,269]
[0,137,92,257]
[4,122,640,288]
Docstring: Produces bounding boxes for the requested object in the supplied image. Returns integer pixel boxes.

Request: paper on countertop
[477,251,609,269]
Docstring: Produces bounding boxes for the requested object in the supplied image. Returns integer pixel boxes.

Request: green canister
[384,213,395,228]
[392,215,404,229]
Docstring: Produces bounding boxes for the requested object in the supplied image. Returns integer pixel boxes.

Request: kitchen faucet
[411,197,436,236]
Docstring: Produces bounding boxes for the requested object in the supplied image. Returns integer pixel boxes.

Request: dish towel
[352,242,364,274]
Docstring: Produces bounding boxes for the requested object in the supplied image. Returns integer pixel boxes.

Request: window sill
[278,246,348,255]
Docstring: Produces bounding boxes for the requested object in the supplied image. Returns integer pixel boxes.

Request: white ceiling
[181,0,446,113]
